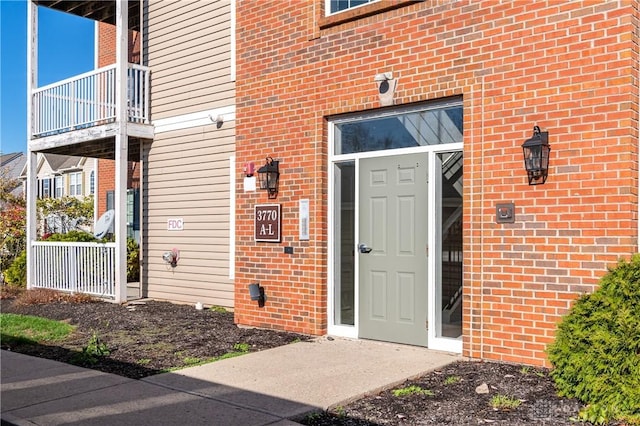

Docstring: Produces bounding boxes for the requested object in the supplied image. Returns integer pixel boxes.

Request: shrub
[126,238,140,282]
[45,231,99,242]
[14,288,96,306]
[3,250,26,287]
[547,255,640,425]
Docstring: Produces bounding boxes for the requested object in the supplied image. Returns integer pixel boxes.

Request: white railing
[32,63,150,137]
[31,241,116,298]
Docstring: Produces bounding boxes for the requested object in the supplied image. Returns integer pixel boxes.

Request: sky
[1,0,95,155]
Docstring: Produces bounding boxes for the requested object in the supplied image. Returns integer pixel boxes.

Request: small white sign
[299,199,309,240]
[244,176,256,191]
[167,218,184,231]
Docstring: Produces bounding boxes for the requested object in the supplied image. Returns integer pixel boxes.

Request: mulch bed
[1,294,307,379]
[1,290,602,425]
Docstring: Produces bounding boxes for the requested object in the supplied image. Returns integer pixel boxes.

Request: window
[333,101,463,155]
[327,0,376,15]
[90,171,95,195]
[54,176,63,198]
[39,178,51,198]
[69,172,82,196]
[106,190,114,211]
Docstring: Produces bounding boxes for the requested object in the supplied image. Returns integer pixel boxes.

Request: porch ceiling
[35,137,142,162]
[34,1,140,31]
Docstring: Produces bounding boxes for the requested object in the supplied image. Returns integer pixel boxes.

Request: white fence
[31,242,116,298]
[32,63,150,137]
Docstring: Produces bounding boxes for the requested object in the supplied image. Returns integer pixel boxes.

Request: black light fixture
[257,157,280,198]
[248,283,265,307]
[521,126,550,185]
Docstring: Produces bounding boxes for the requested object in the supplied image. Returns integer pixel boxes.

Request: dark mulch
[1,290,604,425]
[299,360,598,425]
[0,293,307,379]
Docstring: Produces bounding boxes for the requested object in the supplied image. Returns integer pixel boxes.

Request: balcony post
[114,0,128,303]
[26,1,38,290]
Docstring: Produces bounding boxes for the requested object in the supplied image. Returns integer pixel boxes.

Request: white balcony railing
[32,241,116,298]
[32,63,150,137]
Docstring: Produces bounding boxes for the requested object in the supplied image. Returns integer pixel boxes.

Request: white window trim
[230,0,236,82]
[90,170,95,195]
[69,172,82,196]
[324,0,378,16]
[54,176,63,198]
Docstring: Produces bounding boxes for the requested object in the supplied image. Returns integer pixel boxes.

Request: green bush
[45,231,99,242]
[3,250,26,287]
[126,238,140,282]
[547,255,640,425]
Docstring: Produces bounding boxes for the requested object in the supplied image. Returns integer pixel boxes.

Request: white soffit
[154,105,236,134]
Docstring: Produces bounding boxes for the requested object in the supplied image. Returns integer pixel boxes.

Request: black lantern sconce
[257,157,280,198]
[248,283,265,307]
[521,126,550,185]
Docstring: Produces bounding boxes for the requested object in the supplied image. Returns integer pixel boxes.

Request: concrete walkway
[1,337,460,425]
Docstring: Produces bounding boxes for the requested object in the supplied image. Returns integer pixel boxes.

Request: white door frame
[327,113,463,353]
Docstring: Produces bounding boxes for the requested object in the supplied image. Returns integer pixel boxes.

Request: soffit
[33,0,140,31]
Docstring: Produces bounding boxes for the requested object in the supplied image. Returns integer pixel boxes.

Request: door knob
[358,243,372,253]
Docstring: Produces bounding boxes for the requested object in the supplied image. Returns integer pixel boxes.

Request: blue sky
[1,1,95,155]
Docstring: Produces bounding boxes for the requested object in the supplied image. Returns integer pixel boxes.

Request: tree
[37,195,94,235]
[0,170,26,276]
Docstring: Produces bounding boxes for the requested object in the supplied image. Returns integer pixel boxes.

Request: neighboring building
[0,152,26,200]
[20,153,95,234]
[23,154,95,201]
[233,0,639,366]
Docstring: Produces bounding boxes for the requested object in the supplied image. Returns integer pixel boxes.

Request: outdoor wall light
[248,283,265,307]
[257,157,280,199]
[522,126,550,185]
[373,71,397,106]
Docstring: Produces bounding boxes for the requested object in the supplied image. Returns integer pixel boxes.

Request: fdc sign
[167,218,184,231]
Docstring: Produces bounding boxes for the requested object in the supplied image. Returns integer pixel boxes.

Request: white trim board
[153,105,236,134]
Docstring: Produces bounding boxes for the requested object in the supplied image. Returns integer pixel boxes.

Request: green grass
[0,313,75,345]
[490,394,522,410]
[444,375,461,385]
[163,342,252,372]
[392,385,434,397]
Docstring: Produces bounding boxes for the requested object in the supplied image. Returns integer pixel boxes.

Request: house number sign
[255,204,281,242]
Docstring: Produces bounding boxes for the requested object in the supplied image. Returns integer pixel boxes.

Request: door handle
[358,243,373,254]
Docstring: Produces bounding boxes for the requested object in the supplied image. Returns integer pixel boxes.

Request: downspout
[479,74,485,360]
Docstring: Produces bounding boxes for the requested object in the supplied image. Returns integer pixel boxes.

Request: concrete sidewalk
[1,337,460,425]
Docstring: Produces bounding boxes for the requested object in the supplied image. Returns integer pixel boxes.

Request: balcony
[29,63,153,160]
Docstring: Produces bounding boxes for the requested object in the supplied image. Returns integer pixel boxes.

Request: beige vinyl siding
[144,122,235,307]
[144,0,235,307]
[147,0,234,120]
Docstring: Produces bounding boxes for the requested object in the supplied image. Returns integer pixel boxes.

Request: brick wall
[96,22,141,217]
[235,0,639,365]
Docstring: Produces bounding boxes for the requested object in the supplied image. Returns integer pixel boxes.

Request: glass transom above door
[333,102,463,155]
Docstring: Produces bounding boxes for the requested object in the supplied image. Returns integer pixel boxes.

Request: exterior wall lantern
[521,126,550,185]
[257,157,280,198]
